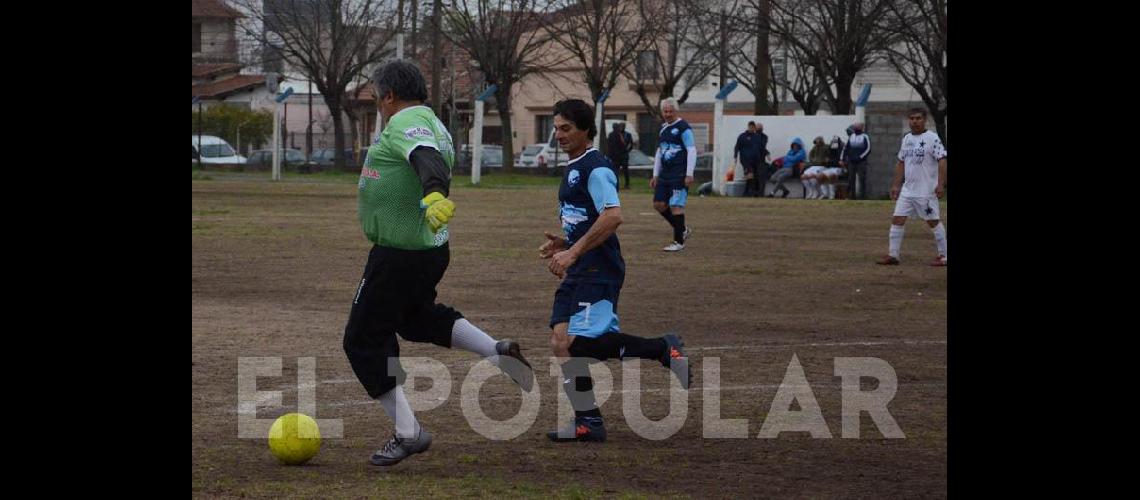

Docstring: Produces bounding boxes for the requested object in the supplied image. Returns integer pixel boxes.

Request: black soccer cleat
[660,334,692,390]
[547,416,607,443]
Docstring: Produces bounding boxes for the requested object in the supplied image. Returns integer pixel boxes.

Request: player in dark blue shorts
[651,98,696,252]
[539,99,692,442]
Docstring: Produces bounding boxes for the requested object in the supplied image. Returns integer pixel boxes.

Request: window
[193,23,202,53]
[856,62,901,86]
[636,51,659,81]
[690,123,710,151]
[200,144,236,158]
[534,115,554,145]
[771,57,787,84]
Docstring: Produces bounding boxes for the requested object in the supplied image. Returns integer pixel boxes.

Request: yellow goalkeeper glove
[420,192,455,233]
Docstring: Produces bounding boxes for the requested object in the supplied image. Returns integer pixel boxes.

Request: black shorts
[549,279,622,338]
[342,244,463,398]
[653,179,689,207]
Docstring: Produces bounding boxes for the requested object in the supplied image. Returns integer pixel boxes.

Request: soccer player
[342,61,535,467]
[877,108,948,266]
[651,98,695,252]
[539,99,692,443]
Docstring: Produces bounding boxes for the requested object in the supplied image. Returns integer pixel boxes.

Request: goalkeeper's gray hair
[660,97,680,111]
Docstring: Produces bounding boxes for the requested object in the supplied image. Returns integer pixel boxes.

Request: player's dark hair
[553,99,597,140]
[908,107,928,118]
[748,121,756,127]
[373,60,428,102]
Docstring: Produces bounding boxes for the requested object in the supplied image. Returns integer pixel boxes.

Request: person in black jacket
[733,121,768,197]
[841,123,871,199]
[606,122,634,189]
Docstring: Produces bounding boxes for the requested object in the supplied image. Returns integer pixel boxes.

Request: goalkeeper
[343,61,534,467]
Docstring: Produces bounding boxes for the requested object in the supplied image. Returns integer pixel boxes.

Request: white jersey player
[877,108,948,266]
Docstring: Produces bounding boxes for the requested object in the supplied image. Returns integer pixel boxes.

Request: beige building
[475,1,926,158]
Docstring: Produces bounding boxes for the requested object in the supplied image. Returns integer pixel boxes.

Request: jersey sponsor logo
[403,126,435,140]
[568,169,580,187]
[671,128,679,135]
[660,143,683,161]
[361,166,381,180]
[560,204,588,237]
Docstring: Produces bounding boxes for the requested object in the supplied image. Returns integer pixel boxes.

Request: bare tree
[774,39,828,114]
[541,1,651,104]
[442,0,562,171]
[235,0,400,169]
[769,0,896,115]
[625,0,718,122]
[881,0,946,143]
[686,0,779,115]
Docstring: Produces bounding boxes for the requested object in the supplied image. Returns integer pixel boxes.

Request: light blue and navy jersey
[657,119,695,182]
[558,148,624,284]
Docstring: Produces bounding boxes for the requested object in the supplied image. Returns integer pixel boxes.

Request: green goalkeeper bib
[357,105,455,250]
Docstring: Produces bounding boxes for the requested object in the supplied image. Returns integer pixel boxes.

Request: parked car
[696,152,713,172]
[519,121,639,168]
[192,135,246,164]
[517,143,572,168]
[628,150,713,174]
[457,144,503,168]
[246,149,308,168]
[627,149,655,170]
[309,148,357,168]
[516,144,547,167]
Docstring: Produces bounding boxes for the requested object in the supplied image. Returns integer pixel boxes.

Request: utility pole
[194,96,203,169]
[307,79,313,158]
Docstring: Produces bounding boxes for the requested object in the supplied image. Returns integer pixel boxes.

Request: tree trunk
[754,0,774,115]
[346,110,359,170]
[495,86,514,174]
[410,0,419,58]
[832,72,855,115]
[719,11,728,87]
[325,95,347,170]
[430,0,442,115]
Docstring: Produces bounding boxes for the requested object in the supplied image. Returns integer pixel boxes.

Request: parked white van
[516,120,639,168]
[192,135,247,164]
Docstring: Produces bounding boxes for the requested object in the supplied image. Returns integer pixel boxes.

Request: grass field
[192,172,947,498]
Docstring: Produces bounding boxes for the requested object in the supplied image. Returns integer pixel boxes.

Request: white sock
[802,179,812,197]
[377,386,418,438]
[932,222,947,257]
[889,224,905,258]
[822,184,832,198]
[451,318,498,357]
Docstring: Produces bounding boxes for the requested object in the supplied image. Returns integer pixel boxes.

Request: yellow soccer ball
[268,413,321,465]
